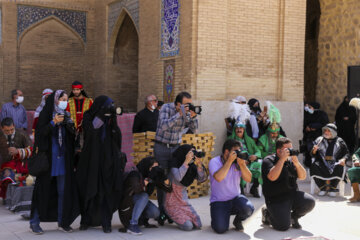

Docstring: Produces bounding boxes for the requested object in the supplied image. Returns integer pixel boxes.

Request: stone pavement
[1,179,359,240]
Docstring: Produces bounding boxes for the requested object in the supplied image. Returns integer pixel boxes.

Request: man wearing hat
[225,96,247,136]
[66,81,93,150]
[310,123,350,197]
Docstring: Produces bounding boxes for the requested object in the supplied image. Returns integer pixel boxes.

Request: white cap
[232,96,246,103]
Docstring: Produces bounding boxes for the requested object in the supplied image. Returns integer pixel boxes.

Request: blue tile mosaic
[17,5,86,42]
[108,0,139,43]
[161,0,180,58]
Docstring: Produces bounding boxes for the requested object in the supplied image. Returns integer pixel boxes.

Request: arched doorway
[108,13,139,112]
[304,0,321,102]
[18,18,85,110]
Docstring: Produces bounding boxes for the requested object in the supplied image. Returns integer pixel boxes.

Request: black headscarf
[308,102,320,110]
[172,144,198,187]
[136,156,156,179]
[248,98,261,112]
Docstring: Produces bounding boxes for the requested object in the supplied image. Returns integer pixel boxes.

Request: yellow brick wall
[195,0,306,102]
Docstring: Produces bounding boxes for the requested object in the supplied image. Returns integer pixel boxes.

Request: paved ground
[1,177,359,240]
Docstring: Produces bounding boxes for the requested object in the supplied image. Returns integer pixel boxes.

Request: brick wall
[317,0,360,121]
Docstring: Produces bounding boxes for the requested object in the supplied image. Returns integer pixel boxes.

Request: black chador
[76,96,126,233]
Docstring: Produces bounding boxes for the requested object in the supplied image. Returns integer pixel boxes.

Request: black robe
[31,92,79,227]
[76,95,126,227]
[335,97,356,153]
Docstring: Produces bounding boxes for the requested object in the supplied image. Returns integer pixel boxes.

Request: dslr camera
[190,149,206,164]
[187,103,202,115]
[287,148,300,156]
[104,104,123,117]
[234,150,249,161]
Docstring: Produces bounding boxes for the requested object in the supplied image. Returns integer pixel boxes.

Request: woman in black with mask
[29,90,78,234]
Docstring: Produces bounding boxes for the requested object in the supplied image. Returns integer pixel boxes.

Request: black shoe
[291,218,302,229]
[261,207,271,226]
[30,224,44,235]
[250,186,260,198]
[157,214,166,226]
[233,215,244,232]
[58,225,73,233]
[103,226,112,233]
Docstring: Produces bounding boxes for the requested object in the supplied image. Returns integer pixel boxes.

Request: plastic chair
[310,165,347,197]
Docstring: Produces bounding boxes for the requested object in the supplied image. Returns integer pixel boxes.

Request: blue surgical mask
[308,108,314,114]
[58,101,68,110]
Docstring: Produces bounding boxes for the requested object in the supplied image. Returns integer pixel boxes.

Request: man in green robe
[258,123,284,159]
[228,121,262,197]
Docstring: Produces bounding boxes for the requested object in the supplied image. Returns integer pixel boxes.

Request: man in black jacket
[261,137,315,231]
[133,95,159,133]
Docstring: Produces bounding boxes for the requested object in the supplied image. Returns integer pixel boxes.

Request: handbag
[28,147,49,176]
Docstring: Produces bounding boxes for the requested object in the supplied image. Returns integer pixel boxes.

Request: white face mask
[151,105,156,110]
[308,109,314,114]
[304,106,309,112]
[16,96,24,104]
[58,101,68,110]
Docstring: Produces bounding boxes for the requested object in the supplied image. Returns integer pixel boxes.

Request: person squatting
[1,89,318,236]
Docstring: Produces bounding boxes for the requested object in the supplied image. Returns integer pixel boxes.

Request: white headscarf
[34,88,53,118]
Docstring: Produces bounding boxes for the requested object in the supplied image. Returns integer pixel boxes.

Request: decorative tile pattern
[108,0,139,42]
[164,59,175,102]
[161,0,180,58]
[17,5,86,42]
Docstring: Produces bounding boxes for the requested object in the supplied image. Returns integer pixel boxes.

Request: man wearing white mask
[132,95,159,133]
[0,89,28,130]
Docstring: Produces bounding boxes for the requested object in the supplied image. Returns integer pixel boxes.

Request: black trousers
[310,162,344,189]
[266,191,315,231]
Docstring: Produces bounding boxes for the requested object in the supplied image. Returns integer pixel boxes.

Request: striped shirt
[0,102,28,129]
[155,103,198,144]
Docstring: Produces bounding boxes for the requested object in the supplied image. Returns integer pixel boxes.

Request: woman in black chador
[335,96,357,153]
[29,90,79,234]
[76,95,126,233]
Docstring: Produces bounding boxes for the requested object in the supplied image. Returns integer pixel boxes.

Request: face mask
[308,109,314,114]
[58,101,68,110]
[304,106,309,112]
[151,105,156,110]
[16,96,24,104]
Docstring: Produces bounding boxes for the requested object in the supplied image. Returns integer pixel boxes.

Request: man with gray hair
[0,89,27,130]
[132,94,159,133]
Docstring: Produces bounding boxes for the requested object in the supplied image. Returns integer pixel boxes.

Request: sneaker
[127,224,142,235]
[30,224,44,235]
[291,218,302,229]
[328,188,339,197]
[261,207,271,226]
[58,225,73,233]
[233,215,244,231]
[318,190,327,196]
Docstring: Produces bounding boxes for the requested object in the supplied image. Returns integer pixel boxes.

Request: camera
[287,148,300,156]
[234,150,249,161]
[104,105,123,117]
[187,103,202,115]
[192,149,206,158]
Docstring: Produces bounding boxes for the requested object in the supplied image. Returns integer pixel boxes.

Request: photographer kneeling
[165,144,207,231]
[209,139,254,233]
[261,137,315,231]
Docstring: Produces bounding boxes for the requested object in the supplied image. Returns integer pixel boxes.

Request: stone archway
[107,13,139,112]
[304,0,321,102]
[18,18,85,110]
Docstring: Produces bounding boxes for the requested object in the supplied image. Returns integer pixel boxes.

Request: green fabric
[258,133,284,159]
[354,147,360,160]
[228,127,262,159]
[348,167,360,183]
[229,126,262,185]
[268,103,281,125]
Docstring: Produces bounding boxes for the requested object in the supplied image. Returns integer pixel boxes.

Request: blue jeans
[30,175,66,226]
[154,142,178,213]
[130,192,160,225]
[210,195,254,234]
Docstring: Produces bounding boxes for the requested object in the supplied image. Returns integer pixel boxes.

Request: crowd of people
[0,86,359,236]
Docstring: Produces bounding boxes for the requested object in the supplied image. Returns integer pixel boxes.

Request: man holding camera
[154,91,198,224]
[261,137,315,231]
[209,139,254,233]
